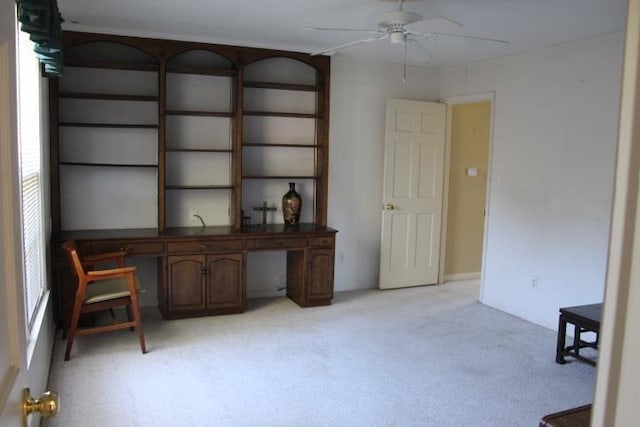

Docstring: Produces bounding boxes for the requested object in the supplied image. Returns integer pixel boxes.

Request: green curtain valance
[16,0,64,77]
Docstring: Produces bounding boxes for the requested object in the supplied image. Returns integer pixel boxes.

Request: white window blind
[17,28,46,328]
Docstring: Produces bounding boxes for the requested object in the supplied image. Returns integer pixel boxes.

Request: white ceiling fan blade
[311,34,390,56]
[404,26,423,36]
[404,18,465,38]
[403,37,407,82]
[304,27,384,35]
[417,16,464,28]
[427,32,510,45]
[407,39,434,61]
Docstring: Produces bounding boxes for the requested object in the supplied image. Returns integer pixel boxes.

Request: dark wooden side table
[540,404,591,427]
[555,303,602,366]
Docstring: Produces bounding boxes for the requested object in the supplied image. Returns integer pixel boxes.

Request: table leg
[556,313,568,364]
[574,325,581,358]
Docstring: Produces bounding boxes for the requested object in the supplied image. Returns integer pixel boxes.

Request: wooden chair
[63,240,147,361]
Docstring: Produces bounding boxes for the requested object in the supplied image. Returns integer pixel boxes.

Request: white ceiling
[58,0,628,68]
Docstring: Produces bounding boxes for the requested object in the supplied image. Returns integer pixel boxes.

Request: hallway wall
[445,101,491,278]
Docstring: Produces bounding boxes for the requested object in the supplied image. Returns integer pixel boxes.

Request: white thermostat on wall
[466,167,479,177]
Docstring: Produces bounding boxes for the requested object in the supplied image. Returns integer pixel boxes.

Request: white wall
[255,35,624,311]
[440,33,625,329]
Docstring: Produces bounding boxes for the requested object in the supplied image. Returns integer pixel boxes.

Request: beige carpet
[44,281,595,426]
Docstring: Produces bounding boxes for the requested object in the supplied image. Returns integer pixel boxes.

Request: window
[16,28,46,329]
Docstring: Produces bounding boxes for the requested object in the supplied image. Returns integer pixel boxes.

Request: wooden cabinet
[286,243,335,307]
[165,252,244,318]
[53,225,335,324]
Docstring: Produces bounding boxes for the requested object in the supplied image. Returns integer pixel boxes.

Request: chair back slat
[62,240,86,281]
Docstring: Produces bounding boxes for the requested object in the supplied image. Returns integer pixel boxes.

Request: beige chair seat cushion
[84,276,139,304]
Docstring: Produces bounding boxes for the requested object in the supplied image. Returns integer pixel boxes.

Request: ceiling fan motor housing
[378,10,422,43]
[378,10,423,27]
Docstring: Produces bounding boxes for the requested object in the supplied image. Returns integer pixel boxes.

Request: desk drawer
[83,241,164,256]
[308,236,334,248]
[247,237,307,250]
[167,239,243,253]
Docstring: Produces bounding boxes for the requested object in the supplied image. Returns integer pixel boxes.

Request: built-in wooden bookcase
[50,32,333,322]
[164,49,236,227]
[51,31,330,234]
[55,41,159,230]
[241,57,322,226]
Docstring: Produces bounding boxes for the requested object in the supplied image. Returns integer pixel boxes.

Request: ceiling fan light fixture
[390,32,406,44]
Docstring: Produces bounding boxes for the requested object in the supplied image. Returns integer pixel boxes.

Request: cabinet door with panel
[167,254,206,312]
[205,253,244,310]
[307,248,334,303]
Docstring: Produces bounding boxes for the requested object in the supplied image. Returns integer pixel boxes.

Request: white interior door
[379,99,446,289]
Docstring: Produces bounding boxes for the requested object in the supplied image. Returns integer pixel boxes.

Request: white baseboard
[444,272,481,282]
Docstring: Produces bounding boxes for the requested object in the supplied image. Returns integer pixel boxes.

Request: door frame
[1,11,56,425]
[439,92,496,302]
[0,35,25,416]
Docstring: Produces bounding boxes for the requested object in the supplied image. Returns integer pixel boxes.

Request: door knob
[383,203,395,211]
[23,388,59,420]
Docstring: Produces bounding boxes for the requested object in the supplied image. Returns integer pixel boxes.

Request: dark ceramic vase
[282,182,302,226]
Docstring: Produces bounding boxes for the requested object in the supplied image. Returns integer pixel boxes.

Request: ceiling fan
[306,0,509,80]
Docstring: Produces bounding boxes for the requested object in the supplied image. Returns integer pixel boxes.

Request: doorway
[440,95,494,299]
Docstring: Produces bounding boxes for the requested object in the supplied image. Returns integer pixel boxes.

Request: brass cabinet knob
[23,388,59,419]
[383,203,395,211]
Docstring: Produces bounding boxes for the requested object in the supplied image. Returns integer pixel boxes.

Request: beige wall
[444,102,490,277]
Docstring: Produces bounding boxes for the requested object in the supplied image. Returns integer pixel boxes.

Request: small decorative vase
[282,182,302,226]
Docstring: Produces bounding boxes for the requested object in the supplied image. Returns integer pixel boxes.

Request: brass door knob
[23,388,59,419]
[383,203,395,211]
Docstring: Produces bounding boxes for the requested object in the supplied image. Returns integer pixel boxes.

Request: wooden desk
[555,303,602,366]
[53,224,337,327]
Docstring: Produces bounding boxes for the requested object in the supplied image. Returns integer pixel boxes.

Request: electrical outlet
[531,276,539,289]
[190,208,198,222]
[337,252,345,265]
